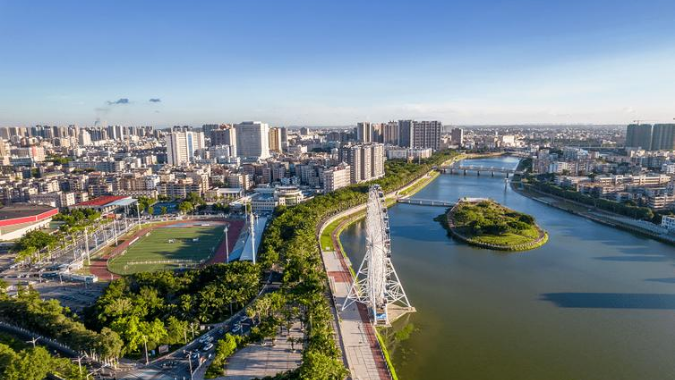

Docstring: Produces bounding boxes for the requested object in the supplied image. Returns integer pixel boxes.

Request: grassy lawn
[320,219,342,251]
[108,225,224,275]
[399,171,440,197]
[468,228,538,246]
[451,200,543,248]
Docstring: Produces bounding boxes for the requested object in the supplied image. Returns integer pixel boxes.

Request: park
[445,198,548,251]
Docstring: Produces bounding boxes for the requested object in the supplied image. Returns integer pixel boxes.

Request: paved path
[317,171,443,380]
[319,209,390,380]
[214,322,303,380]
[327,218,390,380]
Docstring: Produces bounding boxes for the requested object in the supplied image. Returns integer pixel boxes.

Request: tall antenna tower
[343,185,412,325]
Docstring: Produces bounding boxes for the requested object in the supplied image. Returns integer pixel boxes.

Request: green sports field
[108,224,224,275]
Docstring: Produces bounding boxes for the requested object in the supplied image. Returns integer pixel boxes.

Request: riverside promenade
[317,167,449,380]
[320,203,391,380]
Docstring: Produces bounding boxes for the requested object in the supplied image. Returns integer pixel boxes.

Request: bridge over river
[440,163,523,177]
[396,198,455,207]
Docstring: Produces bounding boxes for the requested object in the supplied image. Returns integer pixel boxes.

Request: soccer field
[108,224,225,275]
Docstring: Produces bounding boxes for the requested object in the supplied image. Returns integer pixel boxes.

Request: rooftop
[0,204,57,221]
[75,195,129,207]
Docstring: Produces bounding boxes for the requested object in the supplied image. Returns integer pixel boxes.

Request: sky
[1,0,675,127]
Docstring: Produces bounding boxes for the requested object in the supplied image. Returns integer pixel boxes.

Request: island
[443,198,548,251]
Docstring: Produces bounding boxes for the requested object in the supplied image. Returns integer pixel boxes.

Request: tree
[205,334,239,378]
[96,327,124,362]
[0,343,17,375]
[148,206,155,215]
[160,206,168,215]
[166,316,189,345]
[139,318,168,352]
[111,315,144,354]
[216,333,238,359]
[178,201,194,214]
[4,346,53,380]
[288,336,298,351]
[299,350,349,380]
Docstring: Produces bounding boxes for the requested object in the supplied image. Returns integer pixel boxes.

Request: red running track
[88,219,245,281]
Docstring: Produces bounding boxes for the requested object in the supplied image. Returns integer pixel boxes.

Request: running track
[88,219,244,280]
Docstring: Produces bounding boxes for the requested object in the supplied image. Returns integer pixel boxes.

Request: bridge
[397,198,455,207]
[440,164,523,177]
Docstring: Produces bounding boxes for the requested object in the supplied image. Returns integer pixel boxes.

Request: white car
[203,343,214,351]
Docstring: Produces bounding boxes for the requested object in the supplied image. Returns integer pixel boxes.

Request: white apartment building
[339,144,385,184]
[165,131,205,166]
[386,147,433,160]
[235,121,270,160]
[323,163,351,192]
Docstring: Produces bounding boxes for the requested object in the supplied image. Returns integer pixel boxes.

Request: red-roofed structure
[74,195,127,207]
[70,195,132,214]
[0,204,58,241]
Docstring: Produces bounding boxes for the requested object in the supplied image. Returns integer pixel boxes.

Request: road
[119,275,275,380]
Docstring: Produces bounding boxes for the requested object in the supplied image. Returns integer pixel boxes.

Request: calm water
[341,157,675,380]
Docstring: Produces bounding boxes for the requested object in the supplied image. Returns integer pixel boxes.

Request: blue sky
[1,0,675,126]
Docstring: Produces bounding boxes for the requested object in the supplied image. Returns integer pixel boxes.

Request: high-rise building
[383,121,400,145]
[340,145,362,183]
[372,123,384,143]
[269,127,282,153]
[280,127,288,151]
[651,124,675,151]
[398,120,414,148]
[339,143,385,183]
[78,129,92,146]
[323,163,351,192]
[398,120,442,150]
[165,130,205,166]
[235,121,270,160]
[412,120,442,150]
[202,124,221,135]
[371,143,385,179]
[626,124,653,150]
[210,125,237,156]
[451,128,464,146]
[355,122,373,143]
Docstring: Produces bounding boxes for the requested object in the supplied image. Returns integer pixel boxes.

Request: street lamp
[186,351,196,380]
[224,225,229,263]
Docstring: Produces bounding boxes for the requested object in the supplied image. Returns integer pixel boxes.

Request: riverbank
[512,182,675,246]
[318,157,461,380]
[444,199,548,251]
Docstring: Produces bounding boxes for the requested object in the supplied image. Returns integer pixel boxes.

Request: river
[340,156,675,380]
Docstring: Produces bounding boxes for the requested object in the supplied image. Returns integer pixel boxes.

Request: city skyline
[1,1,675,126]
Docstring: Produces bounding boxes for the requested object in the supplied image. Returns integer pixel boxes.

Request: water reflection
[541,293,675,310]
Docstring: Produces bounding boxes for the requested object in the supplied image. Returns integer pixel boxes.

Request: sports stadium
[100,219,244,276]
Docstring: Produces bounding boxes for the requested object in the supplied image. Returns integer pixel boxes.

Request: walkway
[215,322,303,380]
[321,213,390,380]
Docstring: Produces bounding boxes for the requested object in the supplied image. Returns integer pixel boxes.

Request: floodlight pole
[224,225,229,263]
[84,227,90,266]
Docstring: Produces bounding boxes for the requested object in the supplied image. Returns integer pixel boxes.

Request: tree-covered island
[445,199,548,251]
